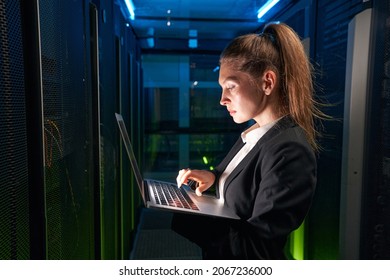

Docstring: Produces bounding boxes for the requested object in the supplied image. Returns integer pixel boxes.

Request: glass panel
[189,54,220,82]
[145,88,179,131]
[143,132,241,176]
[189,133,240,170]
[144,134,180,173]
[190,86,241,130]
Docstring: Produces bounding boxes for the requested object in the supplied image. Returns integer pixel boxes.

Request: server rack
[0,0,143,260]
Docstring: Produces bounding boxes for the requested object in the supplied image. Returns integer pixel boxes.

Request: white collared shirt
[218,119,279,203]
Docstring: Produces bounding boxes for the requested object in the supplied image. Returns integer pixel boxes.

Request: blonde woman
[173,22,321,259]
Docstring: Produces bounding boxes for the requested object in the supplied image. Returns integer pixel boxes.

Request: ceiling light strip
[257,0,280,19]
[124,0,135,20]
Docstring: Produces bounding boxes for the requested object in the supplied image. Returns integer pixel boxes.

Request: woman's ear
[261,70,277,95]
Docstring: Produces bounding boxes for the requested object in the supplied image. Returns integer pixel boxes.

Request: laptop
[115,113,240,220]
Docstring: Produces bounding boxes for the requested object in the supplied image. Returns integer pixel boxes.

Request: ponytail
[263,23,320,151]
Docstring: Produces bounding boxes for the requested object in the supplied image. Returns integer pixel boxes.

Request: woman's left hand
[176,169,215,196]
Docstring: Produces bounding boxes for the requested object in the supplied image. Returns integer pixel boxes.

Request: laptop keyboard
[150,181,199,211]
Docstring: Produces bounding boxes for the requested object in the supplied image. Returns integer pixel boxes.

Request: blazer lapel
[222,116,295,197]
[216,136,245,172]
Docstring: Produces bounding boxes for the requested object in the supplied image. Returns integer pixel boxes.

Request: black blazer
[172,116,317,259]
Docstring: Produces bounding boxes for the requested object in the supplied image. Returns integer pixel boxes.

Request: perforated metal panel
[39,0,95,259]
[360,0,390,260]
[0,0,30,260]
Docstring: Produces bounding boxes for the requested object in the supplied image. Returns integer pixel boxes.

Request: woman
[172,22,322,259]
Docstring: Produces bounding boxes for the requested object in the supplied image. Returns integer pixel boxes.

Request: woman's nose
[220,90,228,106]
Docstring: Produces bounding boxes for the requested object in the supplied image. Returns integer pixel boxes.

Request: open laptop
[115,113,239,220]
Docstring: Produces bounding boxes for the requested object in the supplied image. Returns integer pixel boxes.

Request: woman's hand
[176,169,215,196]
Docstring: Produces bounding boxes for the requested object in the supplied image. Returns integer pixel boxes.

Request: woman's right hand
[176,168,215,196]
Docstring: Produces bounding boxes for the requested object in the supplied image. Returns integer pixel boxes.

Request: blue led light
[124,0,135,20]
[257,0,280,19]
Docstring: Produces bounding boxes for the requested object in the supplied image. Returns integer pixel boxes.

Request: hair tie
[258,32,276,45]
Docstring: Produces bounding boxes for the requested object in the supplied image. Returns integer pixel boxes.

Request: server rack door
[0,0,31,260]
[38,0,96,259]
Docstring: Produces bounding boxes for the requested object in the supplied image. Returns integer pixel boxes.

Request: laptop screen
[115,113,145,203]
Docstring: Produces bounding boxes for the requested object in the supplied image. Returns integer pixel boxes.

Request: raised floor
[130,208,202,260]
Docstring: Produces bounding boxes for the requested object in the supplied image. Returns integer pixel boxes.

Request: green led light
[209,166,214,170]
[202,156,209,165]
[290,220,305,260]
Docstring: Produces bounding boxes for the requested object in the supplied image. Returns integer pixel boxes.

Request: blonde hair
[220,22,324,151]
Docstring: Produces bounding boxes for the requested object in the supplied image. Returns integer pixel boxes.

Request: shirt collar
[241,118,281,145]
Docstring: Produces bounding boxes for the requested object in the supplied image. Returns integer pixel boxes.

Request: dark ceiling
[127,0,295,54]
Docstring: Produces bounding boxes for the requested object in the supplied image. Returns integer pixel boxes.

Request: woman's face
[218,62,268,124]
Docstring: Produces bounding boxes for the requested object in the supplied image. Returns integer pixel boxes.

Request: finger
[176,169,186,186]
[195,187,203,197]
[180,169,193,186]
[177,168,191,187]
[195,182,209,196]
